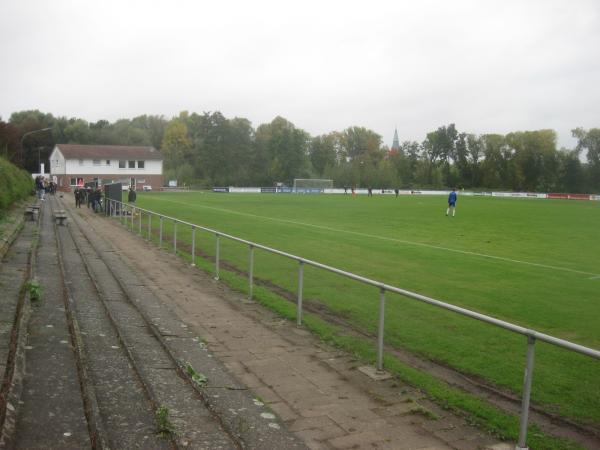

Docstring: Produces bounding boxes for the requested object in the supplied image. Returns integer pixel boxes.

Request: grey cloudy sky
[1,0,599,148]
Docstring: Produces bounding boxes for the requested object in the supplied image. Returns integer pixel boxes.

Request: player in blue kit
[446,188,457,217]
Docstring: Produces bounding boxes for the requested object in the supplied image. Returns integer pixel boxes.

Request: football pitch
[130,191,600,427]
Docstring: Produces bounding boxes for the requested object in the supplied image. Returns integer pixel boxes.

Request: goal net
[293,178,333,193]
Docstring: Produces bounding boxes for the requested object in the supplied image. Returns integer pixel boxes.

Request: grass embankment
[0,157,34,219]
[0,158,34,241]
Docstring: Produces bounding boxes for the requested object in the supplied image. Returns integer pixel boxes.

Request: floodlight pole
[20,127,52,173]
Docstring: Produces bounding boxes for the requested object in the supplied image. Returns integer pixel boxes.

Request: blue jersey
[448,191,457,205]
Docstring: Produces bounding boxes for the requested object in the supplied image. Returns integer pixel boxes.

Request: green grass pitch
[130,191,600,427]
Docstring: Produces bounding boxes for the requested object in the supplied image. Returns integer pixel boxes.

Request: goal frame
[292,178,333,193]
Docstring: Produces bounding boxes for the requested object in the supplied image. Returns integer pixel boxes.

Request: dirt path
[67,198,515,450]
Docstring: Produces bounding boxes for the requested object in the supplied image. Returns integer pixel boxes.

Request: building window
[137,160,145,169]
[93,159,101,166]
[128,160,135,169]
[70,177,76,186]
[106,159,111,165]
[79,159,84,165]
[119,160,126,169]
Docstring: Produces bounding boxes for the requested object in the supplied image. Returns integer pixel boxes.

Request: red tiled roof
[55,144,164,160]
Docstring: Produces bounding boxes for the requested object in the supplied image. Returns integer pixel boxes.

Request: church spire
[391,127,400,151]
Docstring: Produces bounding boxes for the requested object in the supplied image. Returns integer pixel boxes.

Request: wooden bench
[24,207,36,221]
[54,210,68,226]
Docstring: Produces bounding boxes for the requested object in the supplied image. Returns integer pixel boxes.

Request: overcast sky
[1,0,599,148]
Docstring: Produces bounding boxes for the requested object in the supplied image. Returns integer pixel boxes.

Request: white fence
[214,187,600,201]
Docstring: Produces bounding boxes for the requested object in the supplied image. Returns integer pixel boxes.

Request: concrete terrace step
[0,211,36,448]
[12,201,90,449]
[54,196,171,450]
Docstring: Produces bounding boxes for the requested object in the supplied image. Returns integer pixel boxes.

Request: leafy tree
[161,119,192,170]
[3,107,596,194]
[573,127,600,191]
[131,115,167,149]
[9,110,56,172]
[0,119,21,163]
[481,134,510,189]
[310,133,340,176]
[340,126,382,161]
[198,112,252,185]
[507,130,557,191]
[556,149,585,193]
[63,119,92,144]
[466,134,483,187]
[254,116,310,185]
[422,124,458,187]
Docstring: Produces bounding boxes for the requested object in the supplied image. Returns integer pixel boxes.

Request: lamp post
[20,127,52,173]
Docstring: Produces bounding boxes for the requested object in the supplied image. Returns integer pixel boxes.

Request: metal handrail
[107,199,599,450]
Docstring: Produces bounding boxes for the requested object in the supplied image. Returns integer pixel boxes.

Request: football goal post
[292,179,334,193]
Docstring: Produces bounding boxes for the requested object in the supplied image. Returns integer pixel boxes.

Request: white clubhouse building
[49,144,164,191]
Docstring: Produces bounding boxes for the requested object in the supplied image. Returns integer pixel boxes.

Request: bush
[0,157,34,217]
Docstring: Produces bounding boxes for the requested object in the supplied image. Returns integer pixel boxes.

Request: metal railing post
[377,287,386,372]
[214,234,220,280]
[191,226,196,266]
[516,335,536,450]
[297,260,304,326]
[159,216,163,248]
[147,212,152,241]
[139,210,143,234]
[131,207,135,231]
[173,220,177,254]
[248,245,254,300]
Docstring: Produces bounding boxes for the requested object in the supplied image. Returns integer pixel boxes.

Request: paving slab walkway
[69,198,512,450]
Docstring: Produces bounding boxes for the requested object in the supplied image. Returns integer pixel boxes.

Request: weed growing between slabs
[128,191,600,430]
[186,363,208,388]
[25,279,42,302]
[155,405,176,438]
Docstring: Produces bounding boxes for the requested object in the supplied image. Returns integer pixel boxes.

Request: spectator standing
[93,188,103,212]
[74,188,81,208]
[128,187,137,203]
[88,188,94,210]
[35,176,45,201]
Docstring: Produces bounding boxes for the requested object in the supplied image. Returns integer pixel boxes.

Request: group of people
[74,186,104,212]
[34,176,57,200]
[343,185,459,216]
[343,186,400,198]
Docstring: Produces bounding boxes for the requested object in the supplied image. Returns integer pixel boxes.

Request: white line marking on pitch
[156,198,600,278]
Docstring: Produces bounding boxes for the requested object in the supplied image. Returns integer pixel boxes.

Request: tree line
[1,109,598,193]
